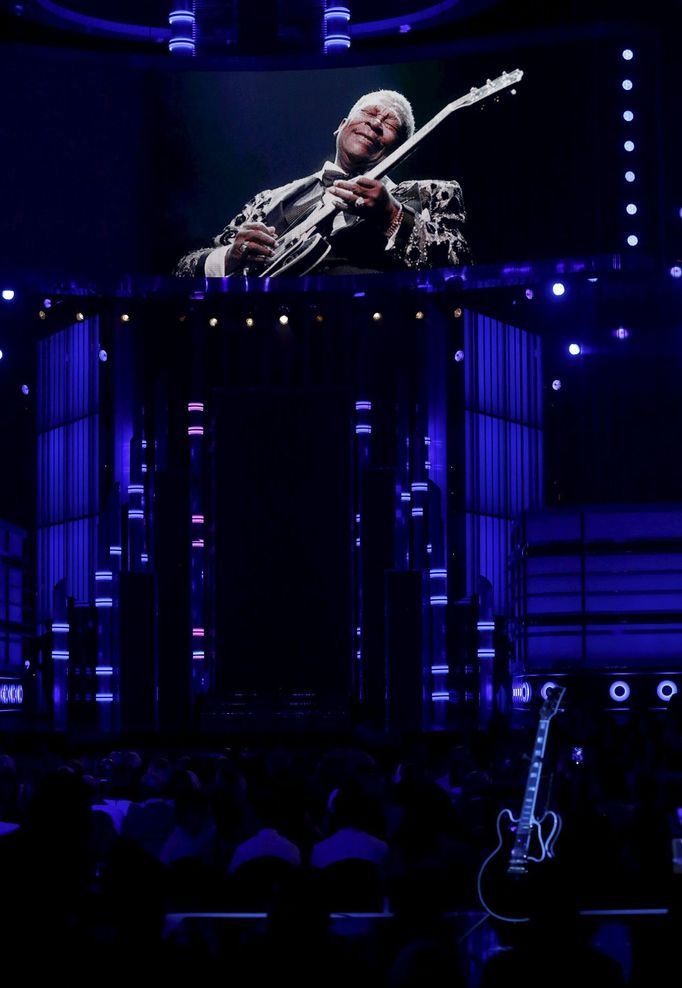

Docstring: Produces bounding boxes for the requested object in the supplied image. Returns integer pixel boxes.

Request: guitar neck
[281,68,523,245]
[515,721,550,847]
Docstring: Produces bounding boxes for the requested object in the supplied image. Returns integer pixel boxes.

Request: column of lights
[168,5,196,55]
[323,4,351,53]
[621,48,640,248]
[353,399,372,700]
[188,402,207,673]
[430,568,449,710]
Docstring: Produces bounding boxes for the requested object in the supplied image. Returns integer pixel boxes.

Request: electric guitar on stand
[259,68,523,277]
[477,685,566,923]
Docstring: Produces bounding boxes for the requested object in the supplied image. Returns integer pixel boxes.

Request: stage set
[1,3,682,984]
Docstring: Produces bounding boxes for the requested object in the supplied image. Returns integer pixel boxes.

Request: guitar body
[477,808,562,923]
[260,233,331,278]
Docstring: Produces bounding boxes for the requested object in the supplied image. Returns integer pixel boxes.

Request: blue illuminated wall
[37,319,100,622]
[0,521,27,718]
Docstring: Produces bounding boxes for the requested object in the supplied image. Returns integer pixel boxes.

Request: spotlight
[622,48,634,60]
[76,312,84,322]
[614,327,629,339]
[622,79,633,91]
[540,680,559,701]
[552,282,566,297]
[21,384,29,395]
[120,313,130,323]
[209,317,218,327]
[279,314,289,326]
[657,680,678,702]
[670,266,682,279]
[38,310,46,320]
[525,289,534,300]
[43,298,52,308]
[245,316,255,328]
[609,680,630,702]
[568,343,581,356]
[623,110,634,122]
[372,312,382,322]
[453,307,463,318]
[0,349,4,360]
[627,234,639,247]
[98,349,108,362]
[626,203,637,215]
[454,350,464,363]
[1,289,14,301]
[624,140,635,152]
[415,311,425,320]
[551,379,562,391]
[625,171,636,183]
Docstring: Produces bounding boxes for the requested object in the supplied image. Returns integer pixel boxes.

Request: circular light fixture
[120,313,130,323]
[614,327,629,339]
[279,314,289,326]
[623,110,634,122]
[551,379,562,391]
[415,311,425,320]
[245,316,255,327]
[209,317,218,327]
[670,266,682,279]
[552,282,566,297]
[624,140,635,152]
[626,203,638,215]
[622,49,634,60]
[98,349,108,362]
[625,171,636,183]
[609,680,631,702]
[540,680,559,701]
[454,350,464,363]
[21,384,29,395]
[627,234,639,247]
[657,680,678,702]
[1,289,15,301]
[622,79,633,91]
[372,312,382,322]
[568,343,581,356]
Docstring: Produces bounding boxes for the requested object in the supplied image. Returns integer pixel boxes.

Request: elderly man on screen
[175,89,469,277]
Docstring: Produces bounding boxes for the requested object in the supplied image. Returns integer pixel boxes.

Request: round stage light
[120,313,130,323]
[1,289,15,301]
[670,266,682,279]
[98,349,108,362]
[551,379,562,391]
[415,311,425,320]
[614,327,629,339]
[626,203,637,215]
[21,384,29,395]
[622,49,634,60]
[623,110,634,122]
[209,317,218,327]
[76,312,85,322]
[657,680,678,702]
[38,310,46,320]
[627,234,639,247]
[552,282,566,297]
[625,171,636,183]
[568,343,581,356]
[624,140,635,152]
[525,288,534,300]
[372,312,382,322]
[245,316,255,327]
[622,79,633,91]
[454,350,464,363]
[512,681,532,703]
[279,314,289,326]
[609,680,631,702]
[540,680,559,701]
[314,313,324,323]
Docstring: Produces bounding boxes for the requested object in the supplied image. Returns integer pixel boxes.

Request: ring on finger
[240,241,249,254]
[355,196,365,207]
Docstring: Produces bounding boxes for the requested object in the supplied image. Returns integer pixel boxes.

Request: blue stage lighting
[670,266,682,279]
[98,349,108,362]
[627,234,639,246]
[623,110,634,122]
[21,384,29,395]
[624,140,635,152]
[552,282,566,297]
[622,49,634,60]
[622,79,633,91]
[625,171,636,182]
[551,379,562,391]
[568,343,581,356]
[1,289,14,301]
[626,203,637,215]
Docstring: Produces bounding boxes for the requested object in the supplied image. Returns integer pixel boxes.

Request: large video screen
[0,30,660,279]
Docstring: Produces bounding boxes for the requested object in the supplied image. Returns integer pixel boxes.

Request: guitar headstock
[449,69,524,111]
[540,685,566,721]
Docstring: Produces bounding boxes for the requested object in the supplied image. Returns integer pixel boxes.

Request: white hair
[346,90,415,140]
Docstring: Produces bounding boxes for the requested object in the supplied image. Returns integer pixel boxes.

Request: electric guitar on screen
[259,68,523,277]
[476,685,566,923]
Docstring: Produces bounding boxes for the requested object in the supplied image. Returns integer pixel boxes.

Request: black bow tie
[320,165,349,188]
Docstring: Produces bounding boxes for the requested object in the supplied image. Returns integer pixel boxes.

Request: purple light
[670,266,682,279]
[187,402,204,412]
[1,289,14,301]
[355,424,372,434]
[568,343,582,356]
[552,379,562,391]
[614,327,629,339]
[399,23,411,33]
[609,680,630,702]
[21,384,29,395]
[355,400,372,411]
[657,680,678,701]
[525,288,534,300]
[454,350,464,362]
[552,282,566,297]
[193,628,205,637]
[191,539,205,548]
[98,349,108,362]
[191,514,205,524]
[187,426,204,435]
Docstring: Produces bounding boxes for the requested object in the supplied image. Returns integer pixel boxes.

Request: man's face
[335,101,404,173]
